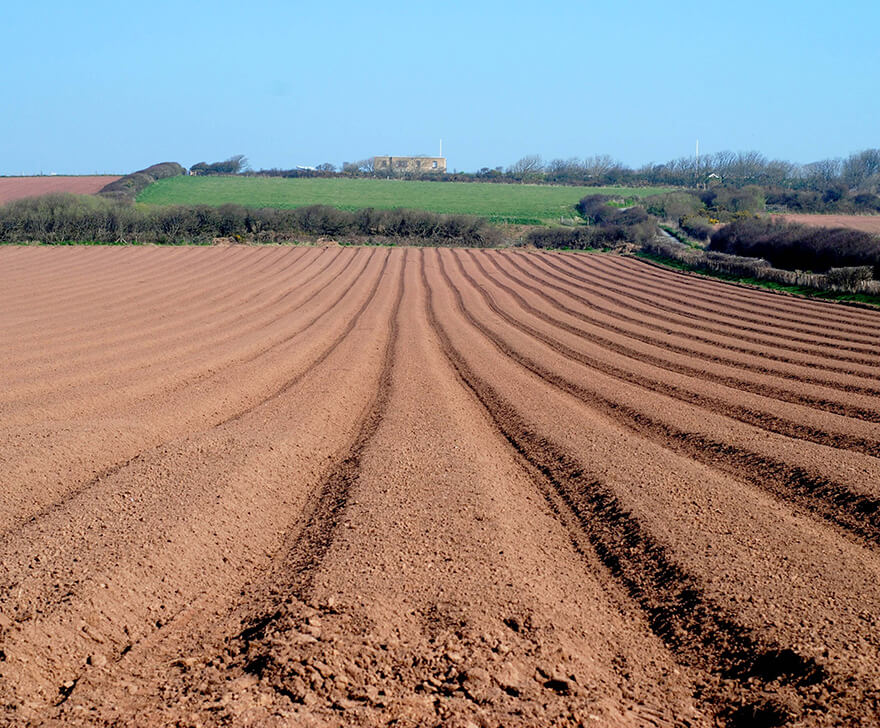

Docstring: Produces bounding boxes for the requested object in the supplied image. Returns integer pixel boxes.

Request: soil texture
[2,245,879,727]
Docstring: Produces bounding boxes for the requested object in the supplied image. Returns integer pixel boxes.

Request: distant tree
[190,155,249,175]
[357,158,375,173]
[316,162,336,172]
[583,154,619,178]
[802,158,842,186]
[227,154,250,174]
[547,157,580,174]
[763,159,797,186]
[842,149,880,190]
[507,154,544,175]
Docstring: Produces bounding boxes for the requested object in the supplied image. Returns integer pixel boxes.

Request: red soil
[773,212,880,234]
[1,245,879,726]
[0,176,120,203]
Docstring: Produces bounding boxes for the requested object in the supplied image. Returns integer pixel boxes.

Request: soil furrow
[0,249,391,540]
[0,246,217,327]
[0,246,187,315]
[0,248,354,414]
[607,252,880,329]
[525,251,880,364]
[5,246,880,727]
[586,252,880,338]
[438,251,880,548]
[239,248,406,606]
[422,249,867,727]
[0,246,319,382]
[494,250,880,395]
[462,250,880,454]
[0,251,397,718]
[0,249,375,529]
[0,246,283,350]
[0,248,152,310]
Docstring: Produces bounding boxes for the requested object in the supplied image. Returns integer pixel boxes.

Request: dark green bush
[709,217,880,276]
[529,196,657,249]
[99,162,186,201]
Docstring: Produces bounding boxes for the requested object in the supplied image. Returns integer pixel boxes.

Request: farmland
[2,245,880,726]
[773,213,880,234]
[136,176,672,223]
[0,175,119,204]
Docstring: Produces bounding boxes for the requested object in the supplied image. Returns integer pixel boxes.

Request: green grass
[634,251,880,307]
[137,176,672,224]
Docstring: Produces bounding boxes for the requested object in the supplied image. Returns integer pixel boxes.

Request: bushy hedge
[98,162,186,202]
[642,237,880,295]
[527,195,657,250]
[764,187,880,214]
[679,216,714,241]
[709,217,880,277]
[0,194,501,247]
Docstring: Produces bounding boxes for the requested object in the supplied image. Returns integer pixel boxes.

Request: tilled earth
[1,245,879,727]
[0,177,121,204]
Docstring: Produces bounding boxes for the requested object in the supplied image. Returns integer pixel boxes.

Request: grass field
[136,176,672,224]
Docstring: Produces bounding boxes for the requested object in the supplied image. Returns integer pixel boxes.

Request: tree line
[226,148,880,194]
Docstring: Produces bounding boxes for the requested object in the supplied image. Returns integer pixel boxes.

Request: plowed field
[773,213,880,234]
[0,176,120,203]
[2,246,879,727]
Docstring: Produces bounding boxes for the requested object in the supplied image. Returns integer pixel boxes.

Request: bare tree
[507,155,544,175]
[764,159,796,186]
[583,154,619,178]
[842,149,880,189]
[803,158,842,184]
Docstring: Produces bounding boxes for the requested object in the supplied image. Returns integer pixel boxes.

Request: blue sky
[2,0,877,175]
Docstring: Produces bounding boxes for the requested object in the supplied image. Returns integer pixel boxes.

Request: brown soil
[773,213,880,234]
[1,246,879,727]
[0,176,120,204]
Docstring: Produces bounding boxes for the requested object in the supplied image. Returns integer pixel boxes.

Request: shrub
[645,191,704,221]
[852,193,880,212]
[529,197,657,249]
[825,266,874,289]
[99,162,186,202]
[680,216,714,241]
[642,236,880,295]
[709,217,880,276]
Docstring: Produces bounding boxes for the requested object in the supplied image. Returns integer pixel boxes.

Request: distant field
[773,213,880,235]
[137,176,672,224]
[0,176,120,204]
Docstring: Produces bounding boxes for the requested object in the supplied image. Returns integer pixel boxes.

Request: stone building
[373,156,446,174]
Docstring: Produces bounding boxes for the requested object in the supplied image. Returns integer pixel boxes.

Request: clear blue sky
[2,0,877,175]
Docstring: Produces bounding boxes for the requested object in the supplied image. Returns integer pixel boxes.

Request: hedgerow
[709,217,880,277]
[98,162,186,202]
[0,194,501,247]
